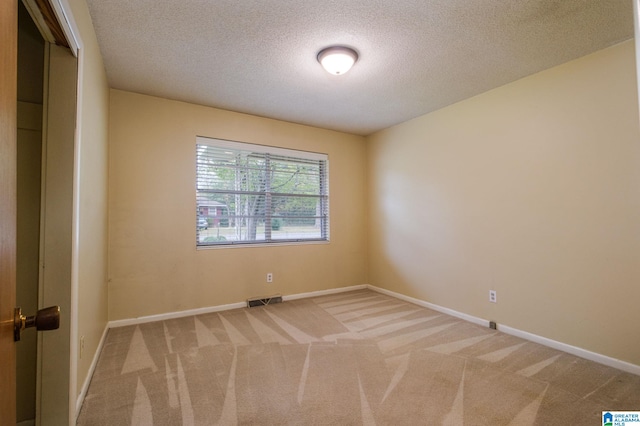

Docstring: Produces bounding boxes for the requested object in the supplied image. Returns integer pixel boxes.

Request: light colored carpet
[76,289,639,425]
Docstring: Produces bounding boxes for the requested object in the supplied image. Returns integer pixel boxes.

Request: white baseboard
[108,301,246,328]
[108,285,369,329]
[368,285,491,328]
[76,324,109,417]
[282,284,367,301]
[367,284,640,376]
[100,283,639,376]
[499,324,640,376]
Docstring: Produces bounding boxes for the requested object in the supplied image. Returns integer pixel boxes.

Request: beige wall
[367,40,640,366]
[108,90,367,320]
[67,0,110,404]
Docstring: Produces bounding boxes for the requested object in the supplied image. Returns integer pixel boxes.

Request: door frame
[0,0,18,423]
[4,0,83,423]
[36,41,78,425]
[45,1,83,422]
[31,1,83,423]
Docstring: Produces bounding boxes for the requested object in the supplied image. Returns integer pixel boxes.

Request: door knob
[14,306,60,342]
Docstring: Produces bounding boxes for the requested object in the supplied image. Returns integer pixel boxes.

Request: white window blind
[196,137,329,246]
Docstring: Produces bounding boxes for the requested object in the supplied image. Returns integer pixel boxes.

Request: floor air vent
[247,294,283,308]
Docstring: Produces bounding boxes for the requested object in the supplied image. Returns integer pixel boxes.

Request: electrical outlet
[489,290,497,303]
[80,335,85,359]
[266,273,273,283]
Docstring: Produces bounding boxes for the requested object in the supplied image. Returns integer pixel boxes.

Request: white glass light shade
[317,46,358,75]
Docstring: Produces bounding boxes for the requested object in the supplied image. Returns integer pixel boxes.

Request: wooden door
[0,0,18,423]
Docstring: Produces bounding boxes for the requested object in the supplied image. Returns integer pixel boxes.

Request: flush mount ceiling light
[317,46,358,75]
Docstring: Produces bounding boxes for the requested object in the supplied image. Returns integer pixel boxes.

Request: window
[196,137,329,246]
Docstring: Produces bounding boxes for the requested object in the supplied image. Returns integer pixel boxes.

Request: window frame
[196,136,330,248]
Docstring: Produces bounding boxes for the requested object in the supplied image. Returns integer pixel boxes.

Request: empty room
[2,0,639,425]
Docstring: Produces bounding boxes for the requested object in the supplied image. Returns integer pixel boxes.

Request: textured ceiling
[86,0,634,136]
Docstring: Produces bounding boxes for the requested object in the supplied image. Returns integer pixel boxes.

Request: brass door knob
[14,306,60,341]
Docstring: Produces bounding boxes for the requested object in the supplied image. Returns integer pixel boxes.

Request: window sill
[196,240,330,250]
